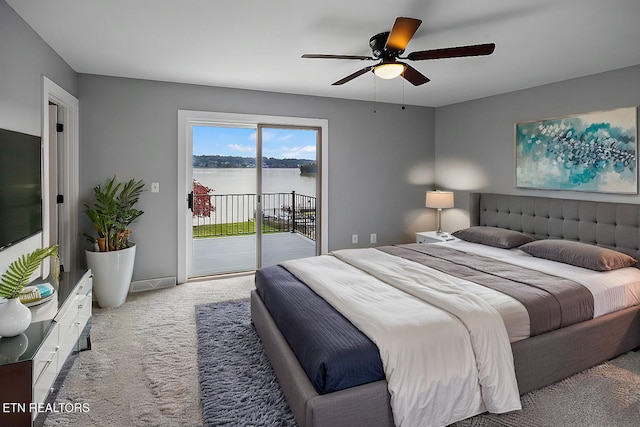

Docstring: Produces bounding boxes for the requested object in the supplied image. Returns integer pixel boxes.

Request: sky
[193,126,317,160]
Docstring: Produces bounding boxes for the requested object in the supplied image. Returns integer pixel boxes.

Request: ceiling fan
[302,17,495,86]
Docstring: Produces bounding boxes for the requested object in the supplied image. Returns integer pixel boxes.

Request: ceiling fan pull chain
[373,75,377,113]
[402,78,406,110]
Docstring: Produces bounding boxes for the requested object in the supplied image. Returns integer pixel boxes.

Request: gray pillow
[520,240,638,271]
[452,226,535,249]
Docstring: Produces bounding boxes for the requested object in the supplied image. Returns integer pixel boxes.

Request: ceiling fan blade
[402,64,430,86]
[407,43,496,61]
[385,17,422,53]
[302,54,374,60]
[332,65,375,85]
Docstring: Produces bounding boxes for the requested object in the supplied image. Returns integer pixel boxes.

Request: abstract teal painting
[516,107,637,193]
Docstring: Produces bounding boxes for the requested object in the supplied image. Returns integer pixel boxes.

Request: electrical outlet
[370,233,377,244]
[352,234,358,244]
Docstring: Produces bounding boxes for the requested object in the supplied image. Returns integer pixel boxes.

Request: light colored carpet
[453,351,640,426]
[43,273,256,427]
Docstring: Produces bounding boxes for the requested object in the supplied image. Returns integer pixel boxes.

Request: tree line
[193,155,315,171]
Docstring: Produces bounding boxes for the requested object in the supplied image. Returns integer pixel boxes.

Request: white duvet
[282,248,522,427]
[281,240,640,426]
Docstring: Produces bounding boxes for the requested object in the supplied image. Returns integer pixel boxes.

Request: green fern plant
[0,245,58,299]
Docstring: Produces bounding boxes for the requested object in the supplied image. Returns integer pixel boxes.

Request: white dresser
[0,270,92,425]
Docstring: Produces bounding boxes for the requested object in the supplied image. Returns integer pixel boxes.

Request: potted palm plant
[84,176,144,308]
[0,245,58,337]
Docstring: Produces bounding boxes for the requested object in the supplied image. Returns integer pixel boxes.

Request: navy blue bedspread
[255,265,385,394]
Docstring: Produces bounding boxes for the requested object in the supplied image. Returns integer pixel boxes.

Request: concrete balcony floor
[191,232,317,277]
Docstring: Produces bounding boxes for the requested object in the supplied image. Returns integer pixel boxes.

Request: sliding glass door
[258,125,319,268]
[188,123,320,277]
[190,125,258,276]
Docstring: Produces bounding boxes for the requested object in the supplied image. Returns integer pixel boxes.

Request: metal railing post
[291,190,296,233]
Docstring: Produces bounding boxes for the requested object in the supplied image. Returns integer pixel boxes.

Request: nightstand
[415,231,457,244]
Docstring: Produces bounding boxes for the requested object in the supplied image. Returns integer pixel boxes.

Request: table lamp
[425,191,454,234]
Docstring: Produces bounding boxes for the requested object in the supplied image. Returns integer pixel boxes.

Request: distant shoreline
[193,154,315,169]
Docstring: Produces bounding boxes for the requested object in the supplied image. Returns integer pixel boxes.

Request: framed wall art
[515,106,638,193]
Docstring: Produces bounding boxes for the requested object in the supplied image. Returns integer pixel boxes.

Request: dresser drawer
[33,353,59,407]
[31,322,58,382]
[32,323,60,405]
[76,277,92,299]
[56,296,79,357]
[57,322,79,375]
[77,291,92,327]
[55,291,78,324]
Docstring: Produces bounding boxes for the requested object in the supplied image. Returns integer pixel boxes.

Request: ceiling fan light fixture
[374,63,405,80]
[302,17,494,86]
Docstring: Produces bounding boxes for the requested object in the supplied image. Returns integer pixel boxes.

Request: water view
[191,126,318,237]
[193,167,317,196]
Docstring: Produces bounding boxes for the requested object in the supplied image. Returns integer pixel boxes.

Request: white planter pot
[0,298,32,337]
[86,244,136,308]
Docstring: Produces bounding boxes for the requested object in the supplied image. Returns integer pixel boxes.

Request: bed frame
[251,193,640,427]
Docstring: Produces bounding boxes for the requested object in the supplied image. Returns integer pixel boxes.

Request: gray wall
[78,75,436,281]
[0,0,77,134]
[0,0,77,271]
[435,64,640,232]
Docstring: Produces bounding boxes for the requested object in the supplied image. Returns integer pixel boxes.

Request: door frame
[42,76,80,275]
[177,110,328,284]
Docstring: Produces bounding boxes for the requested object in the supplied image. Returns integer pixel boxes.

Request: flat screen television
[0,128,42,251]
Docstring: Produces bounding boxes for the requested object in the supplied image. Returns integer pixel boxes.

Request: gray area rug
[196,299,296,426]
[197,299,640,427]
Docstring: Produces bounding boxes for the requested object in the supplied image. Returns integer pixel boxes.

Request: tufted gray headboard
[470,193,640,262]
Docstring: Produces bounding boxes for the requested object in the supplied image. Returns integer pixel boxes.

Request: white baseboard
[130,276,177,293]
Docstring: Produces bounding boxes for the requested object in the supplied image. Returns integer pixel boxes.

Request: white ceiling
[7,0,640,107]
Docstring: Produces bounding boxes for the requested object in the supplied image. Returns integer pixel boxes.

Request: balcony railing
[192,191,316,241]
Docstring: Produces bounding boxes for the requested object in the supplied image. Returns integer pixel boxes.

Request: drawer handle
[45,347,59,363]
[35,359,54,383]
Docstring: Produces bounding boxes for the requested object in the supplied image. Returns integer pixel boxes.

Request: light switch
[151,182,160,193]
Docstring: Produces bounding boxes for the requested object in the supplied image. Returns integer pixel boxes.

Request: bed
[250,192,640,427]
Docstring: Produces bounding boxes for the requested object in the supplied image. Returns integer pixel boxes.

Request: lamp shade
[374,63,406,80]
[425,191,454,209]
